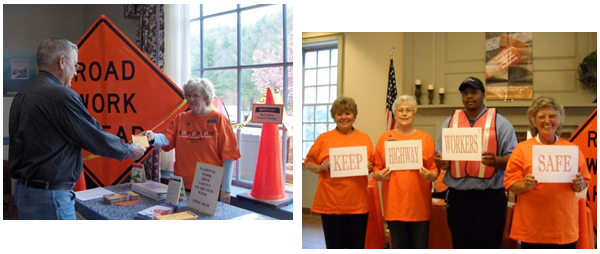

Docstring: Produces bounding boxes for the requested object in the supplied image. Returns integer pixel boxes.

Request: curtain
[161,4,191,175]
[124,4,165,70]
[125,4,165,182]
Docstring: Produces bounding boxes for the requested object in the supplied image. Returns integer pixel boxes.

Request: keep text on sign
[442,127,482,161]
[188,162,224,216]
[329,146,368,178]
[385,140,422,170]
[532,145,578,183]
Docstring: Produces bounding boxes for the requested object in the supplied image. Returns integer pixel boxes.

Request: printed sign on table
[188,162,224,216]
[385,140,422,170]
[441,127,482,161]
[532,145,578,183]
[329,146,368,178]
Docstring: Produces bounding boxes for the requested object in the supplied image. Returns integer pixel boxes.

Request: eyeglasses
[64,56,80,69]
[394,109,413,114]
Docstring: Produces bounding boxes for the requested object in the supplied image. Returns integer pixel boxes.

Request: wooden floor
[3,199,18,220]
[302,209,391,249]
[302,211,326,249]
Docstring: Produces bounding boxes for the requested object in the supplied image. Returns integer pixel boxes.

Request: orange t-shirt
[161,110,241,189]
[373,129,439,222]
[504,137,591,244]
[304,129,374,214]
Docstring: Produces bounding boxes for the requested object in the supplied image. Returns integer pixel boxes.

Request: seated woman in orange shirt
[372,94,439,249]
[304,96,374,249]
[504,96,590,249]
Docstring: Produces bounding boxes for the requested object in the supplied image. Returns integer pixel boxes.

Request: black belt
[19,179,74,190]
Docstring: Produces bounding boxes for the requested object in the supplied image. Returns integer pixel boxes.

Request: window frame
[190,4,293,191]
[302,34,344,161]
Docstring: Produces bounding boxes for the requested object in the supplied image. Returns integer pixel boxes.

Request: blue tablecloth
[75,184,261,220]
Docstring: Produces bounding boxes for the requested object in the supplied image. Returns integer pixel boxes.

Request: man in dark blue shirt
[8,37,146,220]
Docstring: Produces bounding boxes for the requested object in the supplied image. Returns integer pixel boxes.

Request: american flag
[385,59,397,130]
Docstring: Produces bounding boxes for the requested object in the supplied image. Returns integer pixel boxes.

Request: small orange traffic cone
[73,170,87,191]
[248,87,287,201]
[576,199,593,249]
[365,178,386,249]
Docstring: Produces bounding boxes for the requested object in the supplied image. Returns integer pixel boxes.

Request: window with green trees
[190,4,293,189]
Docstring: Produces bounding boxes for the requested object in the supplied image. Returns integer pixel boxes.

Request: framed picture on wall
[4,50,36,97]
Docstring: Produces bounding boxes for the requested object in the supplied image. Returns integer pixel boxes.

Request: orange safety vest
[448,108,498,179]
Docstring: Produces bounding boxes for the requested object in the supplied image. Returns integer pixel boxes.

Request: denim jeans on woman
[15,182,76,220]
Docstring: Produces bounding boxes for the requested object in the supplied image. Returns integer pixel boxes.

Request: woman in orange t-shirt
[504,96,591,249]
[373,94,439,249]
[304,96,374,249]
[142,78,241,204]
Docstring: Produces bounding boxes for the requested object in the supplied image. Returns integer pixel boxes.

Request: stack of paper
[104,191,140,204]
[155,211,198,220]
[132,182,169,201]
[137,204,176,220]
[75,187,114,201]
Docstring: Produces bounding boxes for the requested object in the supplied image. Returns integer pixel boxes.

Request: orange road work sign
[71,15,185,188]
[569,109,597,237]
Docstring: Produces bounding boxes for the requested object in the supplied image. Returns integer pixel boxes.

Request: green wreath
[578,50,597,93]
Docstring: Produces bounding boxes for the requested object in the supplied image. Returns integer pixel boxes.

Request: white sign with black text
[385,140,423,170]
[188,162,224,216]
[329,146,368,178]
[532,145,578,183]
[441,127,482,161]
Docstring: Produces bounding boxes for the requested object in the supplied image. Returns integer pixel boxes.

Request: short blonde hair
[330,96,358,119]
[527,96,565,136]
[392,94,418,114]
[183,78,215,107]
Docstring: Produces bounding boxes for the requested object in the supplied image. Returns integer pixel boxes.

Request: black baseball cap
[458,77,485,93]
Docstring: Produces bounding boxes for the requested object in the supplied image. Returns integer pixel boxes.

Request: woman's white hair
[183,78,215,106]
[392,94,418,114]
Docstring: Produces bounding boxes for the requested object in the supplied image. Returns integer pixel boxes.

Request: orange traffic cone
[73,170,87,191]
[576,199,593,249]
[586,208,595,249]
[248,87,287,201]
[365,178,386,249]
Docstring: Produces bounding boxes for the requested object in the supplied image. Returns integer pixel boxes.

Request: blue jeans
[15,182,76,220]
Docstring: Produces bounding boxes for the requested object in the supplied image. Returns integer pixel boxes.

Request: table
[75,184,273,220]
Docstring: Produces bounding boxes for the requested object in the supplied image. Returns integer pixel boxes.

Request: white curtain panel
[161,4,191,171]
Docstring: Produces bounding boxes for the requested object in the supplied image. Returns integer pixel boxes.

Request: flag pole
[390,47,395,60]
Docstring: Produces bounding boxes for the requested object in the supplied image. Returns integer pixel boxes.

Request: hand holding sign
[523,174,537,191]
[481,151,496,167]
[140,130,155,142]
[318,160,330,173]
[434,153,450,170]
[373,167,391,181]
[419,167,438,182]
[572,173,586,192]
